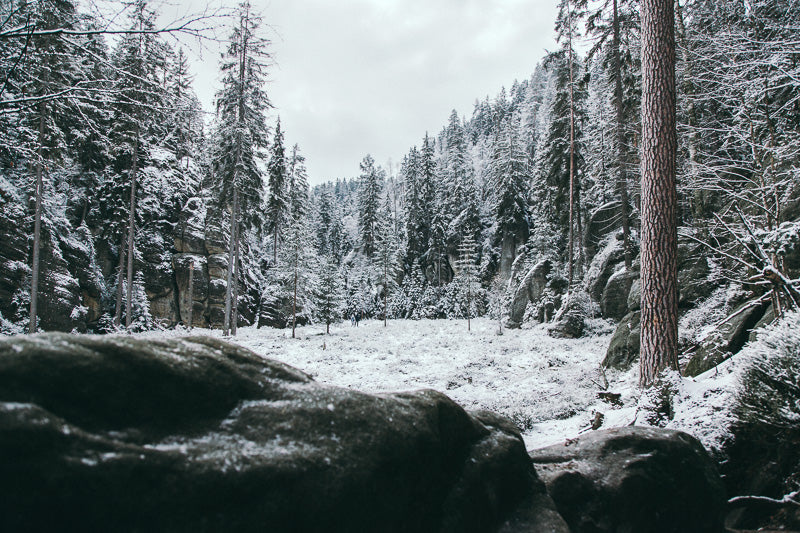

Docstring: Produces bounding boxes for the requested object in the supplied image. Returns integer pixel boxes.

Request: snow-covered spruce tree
[402,146,425,272]
[492,115,531,278]
[267,117,287,263]
[377,193,402,325]
[442,116,482,257]
[357,154,384,257]
[108,0,173,328]
[286,144,319,337]
[531,48,588,271]
[314,187,347,264]
[455,234,480,330]
[211,1,271,335]
[6,0,84,332]
[579,0,640,269]
[315,257,344,334]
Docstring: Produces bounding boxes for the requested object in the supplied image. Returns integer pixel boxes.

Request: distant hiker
[350,314,355,327]
[355,311,361,327]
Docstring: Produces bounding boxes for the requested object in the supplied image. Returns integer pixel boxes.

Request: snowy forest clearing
[138,316,744,454]
[143,317,631,450]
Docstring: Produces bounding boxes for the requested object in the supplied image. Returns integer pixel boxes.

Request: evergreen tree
[286,143,318,337]
[316,258,343,334]
[212,0,271,335]
[492,116,531,276]
[357,154,384,257]
[267,118,287,262]
[532,49,588,266]
[456,234,479,331]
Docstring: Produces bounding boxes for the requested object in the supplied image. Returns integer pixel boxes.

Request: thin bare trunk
[125,131,139,329]
[223,186,239,335]
[568,1,576,289]
[114,232,125,326]
[186,261,194,329]
[29,102,45,334]
[231,222,240,336]
[383,250,388,327]
[292,238,298,338]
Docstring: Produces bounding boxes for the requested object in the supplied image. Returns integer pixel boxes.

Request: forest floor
[143,317,650,449]
[141,316,736,451]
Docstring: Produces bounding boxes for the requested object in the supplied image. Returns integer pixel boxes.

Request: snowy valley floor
[141,316,736,452]
[142,318,624,449]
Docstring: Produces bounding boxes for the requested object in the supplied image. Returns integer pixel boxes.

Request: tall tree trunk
[568,0,576,289]
[467,270,471,332]
[231,220,240,336]
[383,250,388,327]
[292,237,298,339]
[223,185,239,335]
[613,0,634,270]
[640,0,679,387]
[125,130,139,329]
[186,261,194,329]
[273,224,279,265]
[29,101,46,334]
[114,232,125,327]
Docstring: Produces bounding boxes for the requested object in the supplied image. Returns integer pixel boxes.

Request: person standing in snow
[355,311,361,327]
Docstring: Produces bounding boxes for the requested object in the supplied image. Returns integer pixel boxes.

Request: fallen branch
[728,489,800,508]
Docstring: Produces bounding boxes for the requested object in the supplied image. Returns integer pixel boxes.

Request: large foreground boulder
[529,426,726,533]
[0,333,563,533]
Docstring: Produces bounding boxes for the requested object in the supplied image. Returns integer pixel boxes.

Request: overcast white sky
[173,0,560,183]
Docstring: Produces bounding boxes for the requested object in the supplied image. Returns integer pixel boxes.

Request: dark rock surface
[0,333,562,533]
[677,243,718,308]
[586,239,626,303]
[506,259,552,329]
[601,269,638,321]
[548,296,586,339]
[529,426,726,533]
[683,299,769,377]
[583,201,626,264]
[603,311,641,370]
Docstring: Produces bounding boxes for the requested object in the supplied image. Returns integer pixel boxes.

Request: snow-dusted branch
[728,489,800,508]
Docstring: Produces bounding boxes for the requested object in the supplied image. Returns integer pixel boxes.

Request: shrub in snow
[735,311,800,433]
[723,312,800,526]
[637,369,682,428]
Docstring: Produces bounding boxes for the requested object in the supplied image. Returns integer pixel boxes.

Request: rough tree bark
[639,0,679,387]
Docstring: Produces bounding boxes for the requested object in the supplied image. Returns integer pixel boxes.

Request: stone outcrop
[530,426,726,533]
[506,259,552,329]
[0,333,564,533]
[603,310,641,370]
[683,299,770,377]
[583,201,626,264]
[548,295,586,339]
[600,269,638,321]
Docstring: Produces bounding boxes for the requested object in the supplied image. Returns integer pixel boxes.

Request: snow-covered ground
[140,316,736,452]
